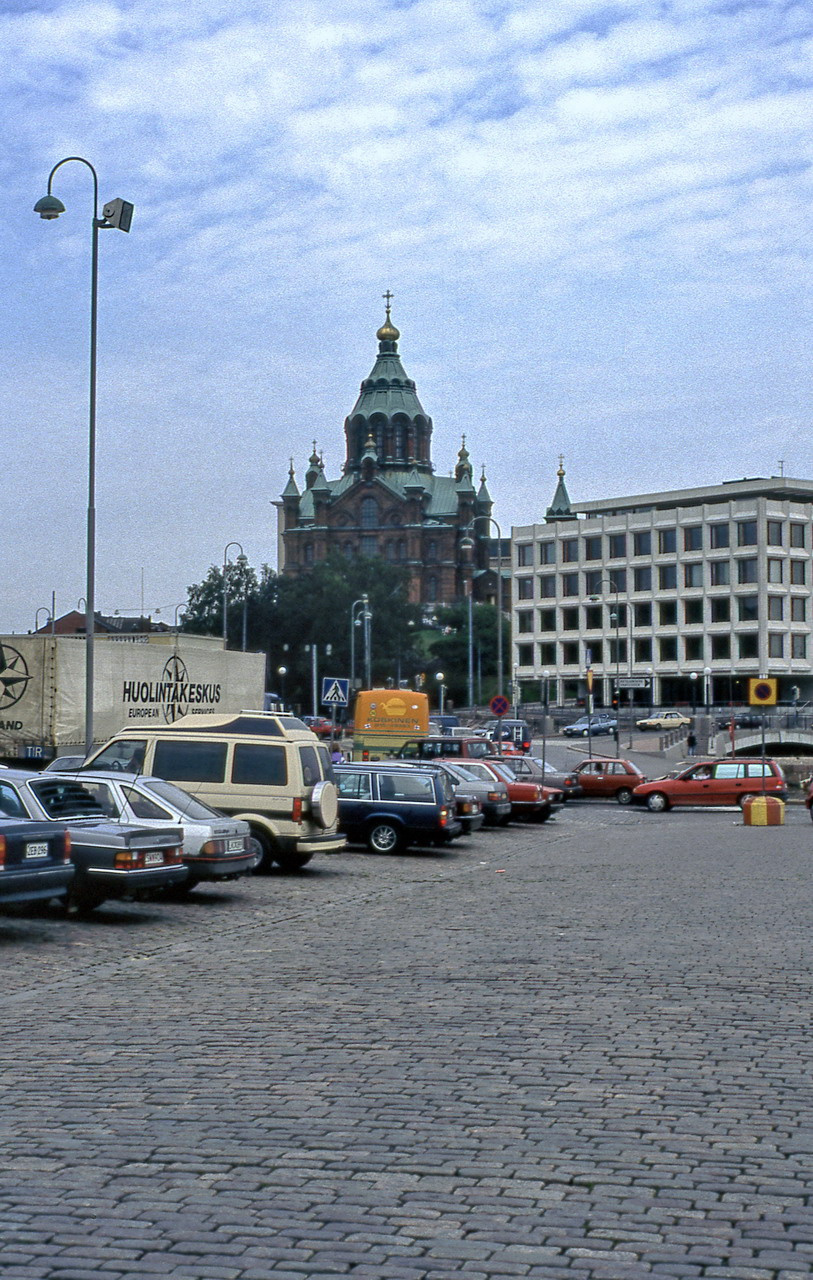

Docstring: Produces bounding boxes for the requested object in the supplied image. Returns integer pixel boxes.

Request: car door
[677,764,716,804]
[710,761,743,803]
[335,770,373,836]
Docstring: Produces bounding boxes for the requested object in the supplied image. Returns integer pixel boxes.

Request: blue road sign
[321,677,350,707]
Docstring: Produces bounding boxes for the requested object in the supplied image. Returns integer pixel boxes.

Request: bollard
[742,795,785,826]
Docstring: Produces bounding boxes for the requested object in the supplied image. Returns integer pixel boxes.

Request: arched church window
[397,539,406,561]
[361,498,379,529]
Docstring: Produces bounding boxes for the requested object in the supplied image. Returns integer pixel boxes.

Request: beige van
[82,711,344,870]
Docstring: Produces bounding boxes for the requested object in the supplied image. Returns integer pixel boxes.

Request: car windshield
[487,761,514,783]
[142,780,222,821]
[29,777,107,819]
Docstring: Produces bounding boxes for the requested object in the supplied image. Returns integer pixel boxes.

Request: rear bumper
[185,851,260,880]
[459,813,485,834]
[0,866,73,903]
[79,865,189,897]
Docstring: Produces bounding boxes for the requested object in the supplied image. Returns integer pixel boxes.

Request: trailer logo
[0,644,31,711]
[121,655,222,722]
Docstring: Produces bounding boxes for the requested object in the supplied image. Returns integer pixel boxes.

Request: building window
[516,577,533,600]
[633,530,651,556]
[561,538,579,563]
[684,526,702,551]
[791,597,806,622]
[517,643,534,666]
[584,604,602,630]
[767,558,783,583]
[561,606,579,630]
[738,596,759,622]
[738,520,758,546]
[711,634,731,660]
[610,569,627,592]
[684,599,703,625]
[659,600,677,626]
[517,610,534,633]
[588,640,604,664]
[685,636,703,661]
[710,522,730,549]
[635,637,652,662]
[609,638,628,666]
[539,541,555,564]
[516,543,533,567]
[633,566,652,592]
[426,575,437,602]
[561,641,579,665]
[769,633,784,659]
[427,540,437,561]
[739,633,759,659]
[608,533,626,559]
[361,497,379,529]
[790,523,806,548]
[710,560,730,586]
[539,574,556,598]
[539,641,556,665]
[767,519,783,546]
[584,569,603,596]
[361,535,378,558]
[684,562,703,589]
[737,558,758,584]
[634,601,652,626]
[791,560,806,585]
[768,596,784,621]
[560,572,579,597]
[397,539,406,561]
[711,598,730,623]
[659,636,677,661]
[659,564,677,590]
[658,528,676,554]
[538,607,556,631]
[304,543,314,564]
[792,634,807,659]
[584,535,602,561]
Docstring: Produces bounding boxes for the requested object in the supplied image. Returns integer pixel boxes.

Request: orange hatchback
[573,758,646,805]
[633,758,787,812]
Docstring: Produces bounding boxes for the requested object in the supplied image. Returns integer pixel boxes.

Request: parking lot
[1,801,812,1279]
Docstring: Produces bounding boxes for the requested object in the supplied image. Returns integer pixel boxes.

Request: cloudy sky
[3,0,813,632]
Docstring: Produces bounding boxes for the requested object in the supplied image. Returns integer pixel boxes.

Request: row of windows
[515,519,808,566]
[516,557,808,599]
[518,632,807,667]
[517,594,808,635]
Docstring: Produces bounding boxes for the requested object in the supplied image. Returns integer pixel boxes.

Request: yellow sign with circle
[748,678,777,706]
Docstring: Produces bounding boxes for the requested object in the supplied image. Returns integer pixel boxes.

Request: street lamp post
[462,517,504,697]
[277,665,287,706]
[34,607,53,633]
[690,671,698,718]
[350,595,369,690]
[541,669,550,778]
[436,672,445,716]
[588,575,623,756]
[222,542,244,647]
[704,666,712,715]
[35,158,133,755]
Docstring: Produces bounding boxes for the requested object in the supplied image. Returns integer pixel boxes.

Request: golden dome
[377,291,400,341]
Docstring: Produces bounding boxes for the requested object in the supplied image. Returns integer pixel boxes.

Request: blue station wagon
[334,762,461,853]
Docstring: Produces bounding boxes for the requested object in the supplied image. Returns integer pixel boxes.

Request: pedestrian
[330,739,343,765]
[686,728,697,757]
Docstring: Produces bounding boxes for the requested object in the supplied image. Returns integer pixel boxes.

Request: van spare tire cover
[311,780,338,828]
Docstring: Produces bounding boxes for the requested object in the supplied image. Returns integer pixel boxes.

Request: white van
[82,711,344,870]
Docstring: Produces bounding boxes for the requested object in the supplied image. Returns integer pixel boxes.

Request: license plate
[226,838,244,852]
[25,842,48,859]
[144,852,164,866]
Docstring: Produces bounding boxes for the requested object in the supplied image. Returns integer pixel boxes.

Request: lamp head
[34,194,66,220]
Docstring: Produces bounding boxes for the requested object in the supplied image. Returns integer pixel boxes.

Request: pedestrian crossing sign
[321,677,349,707]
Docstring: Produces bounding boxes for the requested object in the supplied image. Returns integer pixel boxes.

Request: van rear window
[232,743,288,787]
[154,740,228,783]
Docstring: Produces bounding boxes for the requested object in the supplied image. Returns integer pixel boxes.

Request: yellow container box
[742,795,785,826]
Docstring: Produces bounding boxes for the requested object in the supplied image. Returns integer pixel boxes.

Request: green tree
[425,602,508,708]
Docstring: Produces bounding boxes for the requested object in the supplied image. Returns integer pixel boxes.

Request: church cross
[382,289,394,315]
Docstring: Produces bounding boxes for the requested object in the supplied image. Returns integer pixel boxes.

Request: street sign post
[617,677,650,690]
[489,694,510,717]
[321,678,349,707]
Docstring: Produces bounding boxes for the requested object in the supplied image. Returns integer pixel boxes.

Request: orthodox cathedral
[276,300,498,606]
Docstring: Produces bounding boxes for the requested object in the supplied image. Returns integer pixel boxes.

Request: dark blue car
[0,818,74,907]
[334,762,461,853]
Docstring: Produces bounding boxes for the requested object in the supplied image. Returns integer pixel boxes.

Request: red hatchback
[449,758,556,822]
[573,758,645,805]
[633,758,787,812]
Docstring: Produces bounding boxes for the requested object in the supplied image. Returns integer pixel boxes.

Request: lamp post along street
[35,158,133,756]
[463,517,503,698]
[541,669,550,778]
[222,542,244,646]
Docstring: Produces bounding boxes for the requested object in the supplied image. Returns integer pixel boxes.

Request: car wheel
[616,788,633,805]
[646,792,669,813]
[367,822,402,854]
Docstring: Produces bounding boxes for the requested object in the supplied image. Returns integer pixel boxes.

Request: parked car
[397,736,497,761]
[68,771,259,891]
[44,755,86,772]
[302,715,334,739]
[572,758,646,804]
[481,719,533,752]
[803,778,813,821]
[632,758,787,811]
[0,817,74,907]
[455,759,556,822]
[562,713,617,737]
[81,711,344,871]
[0,771,186,911]
[439,761,512,826]
[334,762,461,852]
[489,755,582,801]
[636,710,692,731]
[428,715,460,736]
[715,709,765,731]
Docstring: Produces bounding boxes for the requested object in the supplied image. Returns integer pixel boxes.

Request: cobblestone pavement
[1,804,811,1279]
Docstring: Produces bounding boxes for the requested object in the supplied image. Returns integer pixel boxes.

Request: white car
[64,770,259,891]
[636,710,692,731]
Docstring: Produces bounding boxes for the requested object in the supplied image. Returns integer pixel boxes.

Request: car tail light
[201,838,226,856]
[63,832,72,863]
[292,797,303,822]
[0,835,5,868]
[439,806,449,827]
[166,846,184,864]
[115,849,142,869]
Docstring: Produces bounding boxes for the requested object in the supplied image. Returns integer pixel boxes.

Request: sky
[3,0,813,633]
